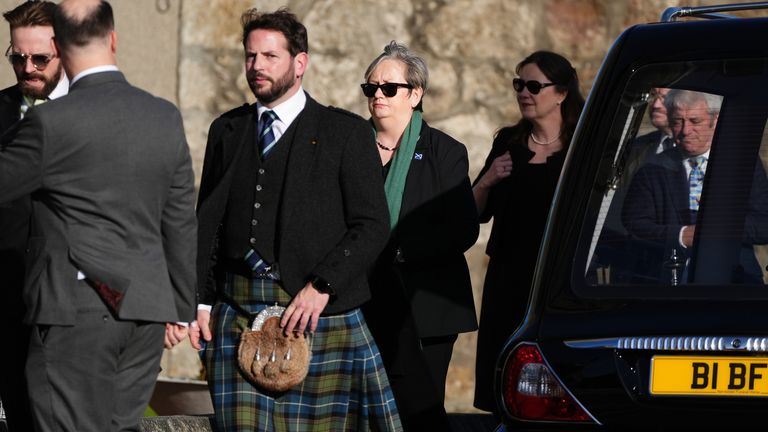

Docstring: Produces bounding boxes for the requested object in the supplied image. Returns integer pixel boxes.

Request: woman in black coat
[472,51,585,415]
[360,40,479,431]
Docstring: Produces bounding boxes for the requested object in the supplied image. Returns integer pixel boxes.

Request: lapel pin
[414,152,423,160]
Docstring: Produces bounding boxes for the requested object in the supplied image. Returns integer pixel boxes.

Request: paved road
[449,413,499,431]
[2,411,500,431]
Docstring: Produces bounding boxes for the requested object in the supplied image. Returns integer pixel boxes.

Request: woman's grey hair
[363,40,429,92]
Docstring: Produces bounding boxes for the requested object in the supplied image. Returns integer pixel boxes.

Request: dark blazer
[622,148,768,282]
[371,121,478,338]
[196,94,389,314]
[622,148,691,247]
[624,130,666,182]
[0,71,198,325]
[0,84,34,432]
[478,126,567,258]
[0,85,27,299]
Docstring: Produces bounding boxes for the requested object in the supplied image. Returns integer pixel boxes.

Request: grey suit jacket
[0,71,197,325]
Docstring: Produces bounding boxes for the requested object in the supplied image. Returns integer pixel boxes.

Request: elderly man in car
[622,89,768,285]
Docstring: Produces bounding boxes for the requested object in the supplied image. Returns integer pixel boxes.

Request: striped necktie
[688,156,706,211]
[259,110,278,159]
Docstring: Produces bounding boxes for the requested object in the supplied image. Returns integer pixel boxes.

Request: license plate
[650,356,768,396]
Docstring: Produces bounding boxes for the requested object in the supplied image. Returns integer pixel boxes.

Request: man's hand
[280,282,330,335]
[189,309,212,350]
[164,323,189,349]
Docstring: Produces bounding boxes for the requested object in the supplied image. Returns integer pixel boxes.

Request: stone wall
[0,0,763,414]
[0,0,180,104]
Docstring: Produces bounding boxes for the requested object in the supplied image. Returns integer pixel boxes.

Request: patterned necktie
[259,110,278,159]
[19,96,47,118]
[688,156,706,211]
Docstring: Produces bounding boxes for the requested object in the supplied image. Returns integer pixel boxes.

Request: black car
[494,3,768,430]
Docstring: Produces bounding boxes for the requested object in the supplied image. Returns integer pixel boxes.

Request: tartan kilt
[203,273,403,431]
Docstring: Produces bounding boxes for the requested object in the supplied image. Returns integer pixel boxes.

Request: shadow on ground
[139,414,499,431]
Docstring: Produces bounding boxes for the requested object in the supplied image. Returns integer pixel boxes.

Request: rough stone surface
[140,416,212,432]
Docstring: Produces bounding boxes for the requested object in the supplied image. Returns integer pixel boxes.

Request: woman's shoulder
[494,124,527,142]
[420,120,467,152]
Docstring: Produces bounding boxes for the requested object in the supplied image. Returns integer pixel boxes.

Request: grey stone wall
[0,0,763,414]
[0,0,180,104]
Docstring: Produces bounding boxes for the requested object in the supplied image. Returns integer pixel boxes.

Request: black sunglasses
[513,78,557,95]
[360,82,413,98]
[5,46,54,71]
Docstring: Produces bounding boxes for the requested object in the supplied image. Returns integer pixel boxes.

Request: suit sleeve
[161,109,198,322]
[473,130,511,223]
[309,119,390,297]
[0,112,45,202]
[622,164,683,248]
[194,118,225,306]
[744,160,768,244]
[396,134,479,260]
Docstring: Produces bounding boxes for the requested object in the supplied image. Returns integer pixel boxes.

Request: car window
[581,59,768,289]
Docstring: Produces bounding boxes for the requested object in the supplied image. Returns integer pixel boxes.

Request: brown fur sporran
[237,314,311,392]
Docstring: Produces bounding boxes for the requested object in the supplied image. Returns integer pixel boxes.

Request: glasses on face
[360,82,413,98]
[512,78,557,95]
[5,45,54,71]
[649,89,668,101]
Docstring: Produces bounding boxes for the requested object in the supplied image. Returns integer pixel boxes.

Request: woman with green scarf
[360,41,479,431]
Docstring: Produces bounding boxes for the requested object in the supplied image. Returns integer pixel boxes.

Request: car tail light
[501,343,594,423]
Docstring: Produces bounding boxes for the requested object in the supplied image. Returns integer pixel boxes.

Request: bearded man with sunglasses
[190,7,401,430]
[0,2,67,431]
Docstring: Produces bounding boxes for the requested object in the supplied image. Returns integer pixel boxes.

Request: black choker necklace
[376,141,397,151]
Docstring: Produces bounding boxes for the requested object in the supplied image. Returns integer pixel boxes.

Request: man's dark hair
[53,0,114,49]
[3,1,57,29]
[240,7,308,56]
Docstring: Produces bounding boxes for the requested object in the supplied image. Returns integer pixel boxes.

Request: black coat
[196,94,390,313]
[367,121,478,339]
[0,85,28,299]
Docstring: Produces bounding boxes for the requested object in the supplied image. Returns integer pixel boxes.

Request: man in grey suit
[0,0,197,431]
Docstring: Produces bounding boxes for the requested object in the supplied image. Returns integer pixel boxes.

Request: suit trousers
[26,280,165,432]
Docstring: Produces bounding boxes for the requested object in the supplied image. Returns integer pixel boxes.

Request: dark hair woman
[472,50,585,416]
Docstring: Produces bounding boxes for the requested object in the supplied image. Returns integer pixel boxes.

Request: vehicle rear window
[583,59,768,289]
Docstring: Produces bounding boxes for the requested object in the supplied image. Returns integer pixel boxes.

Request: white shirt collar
[70,65,120,86]
[688,149,711,161]
[256,87,307,129]
[48,74,70,100]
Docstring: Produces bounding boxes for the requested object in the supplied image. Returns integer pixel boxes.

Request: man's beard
[19,65,62,99]
[248,66,296,105]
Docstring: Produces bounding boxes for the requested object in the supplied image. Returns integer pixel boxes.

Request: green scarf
[377,110,422,229]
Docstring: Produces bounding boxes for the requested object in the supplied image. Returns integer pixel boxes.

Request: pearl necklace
[530,131,562,145]
[376,141,397,151]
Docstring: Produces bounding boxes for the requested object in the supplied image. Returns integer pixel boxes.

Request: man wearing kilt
[190,7,403,431]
